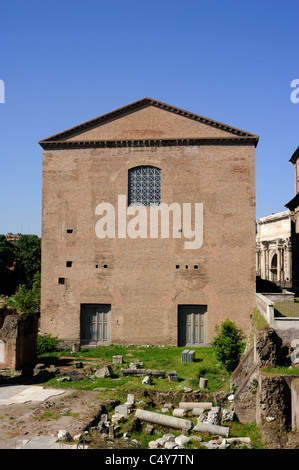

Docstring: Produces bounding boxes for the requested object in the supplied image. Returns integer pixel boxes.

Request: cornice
[40,136,258,150]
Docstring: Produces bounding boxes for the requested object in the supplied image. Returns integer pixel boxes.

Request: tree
[212,319,245,372]
[0,235,16,294]
[15,235,41,288]
[7,272,41,314]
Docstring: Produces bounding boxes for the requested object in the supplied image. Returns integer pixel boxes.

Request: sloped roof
[285,192,299,211]
[39,97,259,149]
[289,146,299,164]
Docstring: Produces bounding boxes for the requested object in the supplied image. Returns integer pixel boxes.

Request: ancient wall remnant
[256,374,291,426]
[254,328,280,367]
[0,306,39,370]
[291,378,299,431]
[231,327,299,441]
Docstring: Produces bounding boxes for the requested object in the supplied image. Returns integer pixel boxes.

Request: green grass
[39,344,230,394]
[261,365,299,375]
[274,300,299,318]
[251,306,269,330]
[33,410,80,421]
[229,421,264,449]
[35,343,267,449]
[248,307,269,349]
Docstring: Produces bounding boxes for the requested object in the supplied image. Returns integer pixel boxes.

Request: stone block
[71,342,81,353]
[111,413,124,424]
[142,375,153,385]
[222,409,235,422]
[130,360,144,369]
[173,408,187,418]
[148,441,159,449]
[167,370,178,382]
[175,435,191,446]
[126,393,134,404]
[164,441,177,449]
[113,355,123,364]
[199,377,208,388]
[57,430,72,441]
[145,424,154,434]
[115,404,130,417]
[192,408,205,416]
[95,365,113,378]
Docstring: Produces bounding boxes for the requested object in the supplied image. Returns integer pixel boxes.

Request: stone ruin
[0,305,39,371]
[230,327,299,445]
[83,393,251,450]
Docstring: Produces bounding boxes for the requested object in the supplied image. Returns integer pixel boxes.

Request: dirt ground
[0,388,103,449]
[1,356,299,450]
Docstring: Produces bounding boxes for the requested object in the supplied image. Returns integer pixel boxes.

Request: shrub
[212,319,245,372]
[37,333,60,355]
[7,272,40,313]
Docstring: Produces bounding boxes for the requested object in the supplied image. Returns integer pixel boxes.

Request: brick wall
[40,101,257,346]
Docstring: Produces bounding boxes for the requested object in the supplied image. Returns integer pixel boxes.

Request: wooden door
[178,305,207,346]
[81,304,111,345]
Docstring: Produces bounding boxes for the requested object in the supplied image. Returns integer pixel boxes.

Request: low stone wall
[256,293,274,326]
[264,291,295,303]
[230,345,255,390]
[256,293,299,343]
[232,364,259,424]
[272,319,299,344]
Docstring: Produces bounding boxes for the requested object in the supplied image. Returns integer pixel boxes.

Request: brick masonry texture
[40,100,257,346]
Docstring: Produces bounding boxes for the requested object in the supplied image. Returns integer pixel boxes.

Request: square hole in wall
[58,278,65,285]
[176,265,180,269]
[103,265,108,269]
[66,229,73,233]
[194,265,198,269]
[66,261,72,267]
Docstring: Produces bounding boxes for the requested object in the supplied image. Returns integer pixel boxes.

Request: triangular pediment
[39,98,259,148]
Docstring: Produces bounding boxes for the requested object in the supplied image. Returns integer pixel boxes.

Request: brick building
[286,146,299,290]
[39,98,258,347]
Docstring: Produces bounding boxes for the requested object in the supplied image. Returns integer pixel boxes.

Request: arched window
[128,166,161,206]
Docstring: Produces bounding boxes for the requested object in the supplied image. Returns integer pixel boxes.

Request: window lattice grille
[128,166,161,206]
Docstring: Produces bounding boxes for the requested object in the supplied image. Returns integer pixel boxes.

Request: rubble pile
[84,393,252,449]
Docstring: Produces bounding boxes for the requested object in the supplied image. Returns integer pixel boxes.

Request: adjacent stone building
[39,97,258,347]
[256,210,292,288]
[286,146,299,290]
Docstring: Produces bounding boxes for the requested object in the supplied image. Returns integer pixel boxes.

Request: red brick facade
[39,98,258,346]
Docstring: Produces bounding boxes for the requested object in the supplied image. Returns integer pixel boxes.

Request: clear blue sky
[0,0,298,237]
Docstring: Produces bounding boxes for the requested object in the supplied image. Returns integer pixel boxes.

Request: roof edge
[39,136,259,150]
[39,97,259,144]
[285,192,299,210]
[289,146,299,163]
[256,210,290,224]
